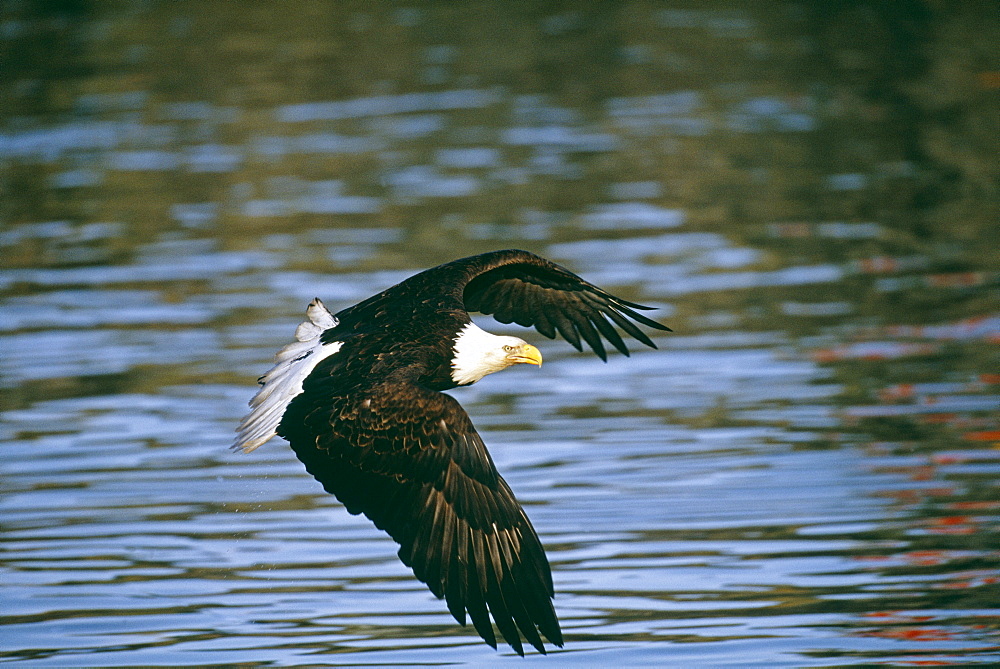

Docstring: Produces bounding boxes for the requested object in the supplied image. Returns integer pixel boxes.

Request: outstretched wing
[278,373,562,656]
[460,250,671,360]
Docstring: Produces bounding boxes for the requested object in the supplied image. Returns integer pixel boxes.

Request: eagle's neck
[450,322,511,386]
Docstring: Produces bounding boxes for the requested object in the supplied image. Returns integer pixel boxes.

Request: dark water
[2,2,998,666]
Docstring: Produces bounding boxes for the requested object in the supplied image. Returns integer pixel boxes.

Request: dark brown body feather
[273,249,669,654]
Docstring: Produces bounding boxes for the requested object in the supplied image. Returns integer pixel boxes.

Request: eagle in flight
[234,249,669,655]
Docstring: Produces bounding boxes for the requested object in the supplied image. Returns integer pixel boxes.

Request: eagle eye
[503,345,514,352]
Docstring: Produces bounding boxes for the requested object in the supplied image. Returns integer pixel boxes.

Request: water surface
[2,2,998,666]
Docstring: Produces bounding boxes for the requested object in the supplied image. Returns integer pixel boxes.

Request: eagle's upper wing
[278,374,562,656]
[459,250,670,360]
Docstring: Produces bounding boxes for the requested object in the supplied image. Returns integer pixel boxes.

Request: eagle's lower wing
[461,250,670,360]
[278,378,562,656]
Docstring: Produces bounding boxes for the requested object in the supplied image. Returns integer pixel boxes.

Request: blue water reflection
[2,1,998,665]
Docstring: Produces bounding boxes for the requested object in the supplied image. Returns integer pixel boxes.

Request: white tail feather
[233,298,341,453]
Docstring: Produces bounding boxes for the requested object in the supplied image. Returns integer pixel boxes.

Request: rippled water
[2,2,999,666]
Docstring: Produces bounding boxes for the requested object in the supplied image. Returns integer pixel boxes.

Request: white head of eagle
[233,249,671,656]
[450,322,542,386]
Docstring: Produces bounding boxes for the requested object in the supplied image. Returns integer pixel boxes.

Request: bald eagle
[234,249,669,655]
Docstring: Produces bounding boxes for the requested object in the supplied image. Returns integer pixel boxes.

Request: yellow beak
[508,343,542,367]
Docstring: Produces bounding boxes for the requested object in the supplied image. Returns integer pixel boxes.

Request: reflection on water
[2,1,998,665]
